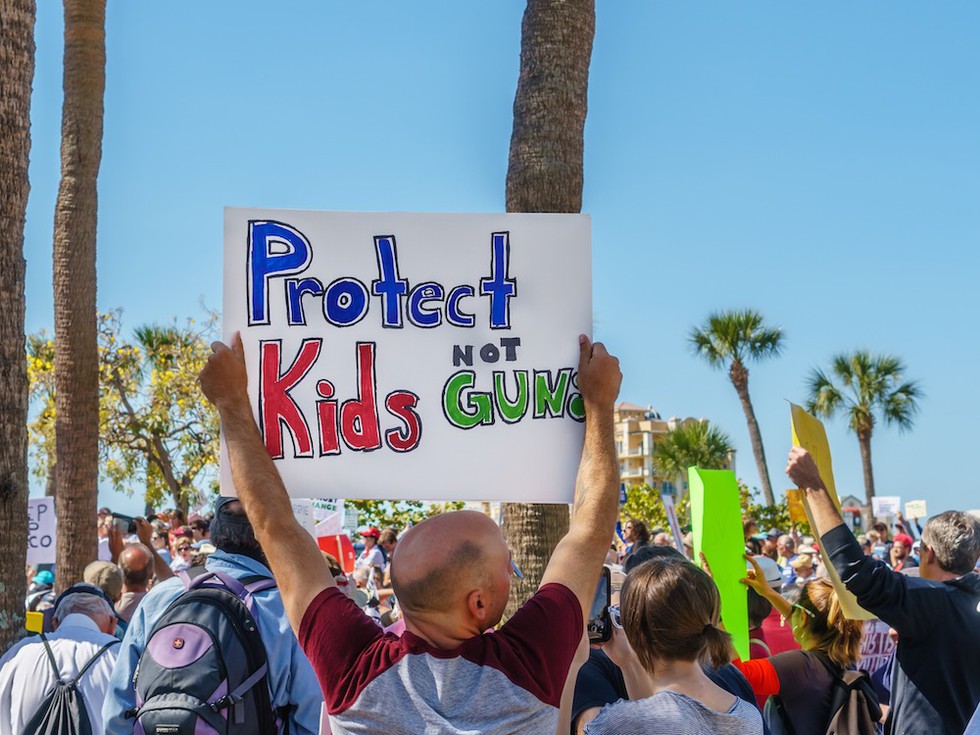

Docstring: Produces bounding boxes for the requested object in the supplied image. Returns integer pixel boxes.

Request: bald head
[119,543,153,588]
[391,511,508,615]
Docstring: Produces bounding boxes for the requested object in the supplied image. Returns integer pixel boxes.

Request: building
[614,402,734,497]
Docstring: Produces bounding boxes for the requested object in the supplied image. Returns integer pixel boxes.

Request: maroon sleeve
[467,583,583,707]
[298,587,405,714]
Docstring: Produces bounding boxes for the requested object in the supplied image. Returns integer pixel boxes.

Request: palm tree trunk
[53,0,106,591]
[0,0,36,650]
[729,360,775,506]
[501,0,594,618]
[857,428,875,530]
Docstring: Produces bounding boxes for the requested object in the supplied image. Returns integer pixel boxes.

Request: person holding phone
[583,556,763,734]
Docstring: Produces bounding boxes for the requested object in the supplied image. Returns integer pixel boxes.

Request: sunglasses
[792,602,815,620]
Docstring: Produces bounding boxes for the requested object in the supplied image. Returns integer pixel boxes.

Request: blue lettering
[446,285,475,327]
[408,282,444,328]
[285,278,324,326]
[248,221,313,325]
[479,232,517,329]
[371,236,408,328]
[323,278,369,326]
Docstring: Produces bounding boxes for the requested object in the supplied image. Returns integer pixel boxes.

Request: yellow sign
[789,403,874,621]
[25,611,43,633]
[786,488,808,525]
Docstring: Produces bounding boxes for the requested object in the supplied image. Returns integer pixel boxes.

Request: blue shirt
[102,549,323,735]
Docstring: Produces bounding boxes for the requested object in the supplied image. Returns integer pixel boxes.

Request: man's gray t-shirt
[585,690,763,735]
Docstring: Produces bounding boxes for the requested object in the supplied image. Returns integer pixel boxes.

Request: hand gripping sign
[223,209,592,502]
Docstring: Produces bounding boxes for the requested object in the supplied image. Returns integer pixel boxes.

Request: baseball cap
[32,570,54,586]
[789,553,814,570]
[360,526,381,539]
[84,560,123,601]
[748,555,783,590]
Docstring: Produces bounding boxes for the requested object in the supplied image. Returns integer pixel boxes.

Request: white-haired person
[0,583,120,734]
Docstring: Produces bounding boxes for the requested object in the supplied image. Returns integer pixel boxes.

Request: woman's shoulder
[586,691,762,735]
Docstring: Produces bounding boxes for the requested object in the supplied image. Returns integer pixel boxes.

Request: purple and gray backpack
[127,569,291,735]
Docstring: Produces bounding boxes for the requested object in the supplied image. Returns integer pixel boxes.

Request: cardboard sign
[790,404,874,620]
[786,489,809,525]
[27,498,56,565]
[904,500,928,519]
[872,496,901,518]
[661,493,686,558]
[222,209,592,502]
[689,467,749,660]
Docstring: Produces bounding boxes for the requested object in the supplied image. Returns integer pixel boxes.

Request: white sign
[343,508,359,533]
[872,496,901,518]
[904,500,928,519]
[290,499,317,537]
[312,498,344,537]
[223,209,592,502]
[28,498,56,565]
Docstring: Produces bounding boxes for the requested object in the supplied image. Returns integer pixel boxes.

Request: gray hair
[777,535,795,552]
[921,511,980,575]
[53,591,115,627]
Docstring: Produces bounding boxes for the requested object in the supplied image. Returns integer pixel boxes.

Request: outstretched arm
[785,447,846,538]
[199,334,334,634]
[540,335,622,621]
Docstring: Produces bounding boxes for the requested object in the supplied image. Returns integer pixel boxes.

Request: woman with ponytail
[584,557,763,734]
[737,555,865,735]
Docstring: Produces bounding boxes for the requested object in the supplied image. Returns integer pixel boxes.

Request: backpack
[127,569,291,735]
[765,653,881,735]
[24,633,119,735]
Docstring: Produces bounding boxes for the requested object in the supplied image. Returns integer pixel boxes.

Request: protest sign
[312,498,344,536]
[661,493,686,558]
[904,499,927,519]
[872,496,901,518]
[223,209,591,502]
[27,498,55,565]
[689,467,749,660]
[785,489,809,525]
[790,403,874,620]
[291,499,317,537]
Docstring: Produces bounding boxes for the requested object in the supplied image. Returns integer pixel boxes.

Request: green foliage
[653,420,734,480]
[806,350,922,436]
[28,311,221,510]
[620,480,809,538]
[346,499,467,532]
[689,309,784,368]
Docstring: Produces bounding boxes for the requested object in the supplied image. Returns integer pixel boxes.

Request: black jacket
[823,524,980,735]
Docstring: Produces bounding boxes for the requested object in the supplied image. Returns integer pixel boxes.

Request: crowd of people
[2,334,978,735]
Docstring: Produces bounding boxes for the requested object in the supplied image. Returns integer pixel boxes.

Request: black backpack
[24,633,119,735]
[765,652,881,735]
[127,569,291,735]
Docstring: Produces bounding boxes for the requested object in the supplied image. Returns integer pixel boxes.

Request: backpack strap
[749,637,772,656]
[37,633,65,685]
[69,639,120,686]
[210,660,270,723]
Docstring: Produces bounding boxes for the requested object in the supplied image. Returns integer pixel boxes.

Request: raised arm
[134,517,174,582]
[199,334,334,634]
[540,335,622,621]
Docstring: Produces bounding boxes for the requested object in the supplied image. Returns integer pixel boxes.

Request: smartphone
[112,513,137,534]
[587,565,612,643]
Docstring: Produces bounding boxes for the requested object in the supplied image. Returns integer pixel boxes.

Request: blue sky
[24,2,980,517]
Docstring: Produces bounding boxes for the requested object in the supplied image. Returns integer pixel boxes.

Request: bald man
[200,333,622,734]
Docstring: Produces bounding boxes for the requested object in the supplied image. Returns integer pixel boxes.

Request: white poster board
[872,496,901,518]
[904,500,927,519]
[312,498,344,537]
[223,209,592,502]
[28,498,56,565]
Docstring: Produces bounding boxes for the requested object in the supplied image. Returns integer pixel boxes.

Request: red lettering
[260,339,321,458]
[385,391,422,452]
[340,342,382,451]
[315,380,340,456]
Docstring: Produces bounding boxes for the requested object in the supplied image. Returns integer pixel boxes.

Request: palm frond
[805,368,844,418]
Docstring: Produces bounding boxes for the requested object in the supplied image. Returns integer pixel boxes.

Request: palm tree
[806,351,921,526]
[53,0,107,590]
[689,310,783,505]
[654,420,734,484]
[501,0,595,618]
[0,0,36,650]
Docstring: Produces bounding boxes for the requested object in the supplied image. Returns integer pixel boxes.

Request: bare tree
[501,0,595,616]
[53,0,107,590]
[0,0,36,649]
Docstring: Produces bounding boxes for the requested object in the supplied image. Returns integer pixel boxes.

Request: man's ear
[466,589,488,623]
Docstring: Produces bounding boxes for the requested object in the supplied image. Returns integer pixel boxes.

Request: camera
[112,513,137,534]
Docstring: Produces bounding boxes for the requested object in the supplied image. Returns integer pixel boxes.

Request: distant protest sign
[223,209,591,502]
[872,496,901,518]
[28,498,55,565]
[904,499,927,519]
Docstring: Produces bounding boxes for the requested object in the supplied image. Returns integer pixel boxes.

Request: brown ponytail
[621,558,734,673]
[799,578,864,668]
